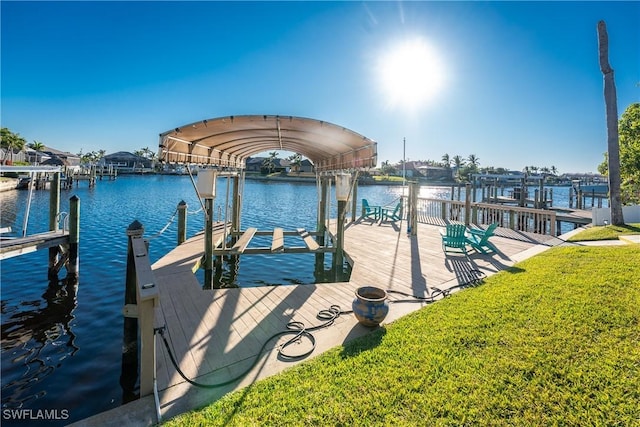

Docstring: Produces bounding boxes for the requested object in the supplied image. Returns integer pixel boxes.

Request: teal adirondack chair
[440,224,469,254]
[467,222,499,254]
[381,202,403,222]
[362,199,381,221]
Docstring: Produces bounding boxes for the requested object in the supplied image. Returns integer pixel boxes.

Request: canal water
[0,176,591,425]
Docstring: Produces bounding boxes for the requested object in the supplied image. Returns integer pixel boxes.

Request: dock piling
[66,195,80,281]
[122,221,143,401]
[48,172,61,280]
[177,200,187,246]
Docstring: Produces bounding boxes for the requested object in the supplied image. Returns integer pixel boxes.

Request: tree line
[0,127,157,165]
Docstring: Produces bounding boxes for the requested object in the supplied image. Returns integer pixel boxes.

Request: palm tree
[262,151,278,174]
[1,127,27,164]
[467,154,480,168]
[288,153,302,173]
[441,153,450,168]
[598,20,624,224]
[550,165,558,176]
[452,155,465,181]
[29,140,45,151]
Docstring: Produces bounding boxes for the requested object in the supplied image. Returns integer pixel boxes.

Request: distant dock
[0,165,80,281]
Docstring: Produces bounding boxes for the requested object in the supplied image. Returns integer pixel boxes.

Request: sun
[376,37,446,111]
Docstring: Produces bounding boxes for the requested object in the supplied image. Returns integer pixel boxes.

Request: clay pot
[352,286,389,327]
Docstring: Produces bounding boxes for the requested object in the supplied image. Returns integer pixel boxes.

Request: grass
[567,223,640,241]
[163,246,640,426]
[372,175,405,182]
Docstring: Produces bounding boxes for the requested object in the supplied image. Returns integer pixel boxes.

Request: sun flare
[376,37,446,111]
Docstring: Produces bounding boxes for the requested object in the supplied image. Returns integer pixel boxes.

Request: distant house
[299,159,314,173]
[100,151,152,172]
[418,165,453,181]
[0,148,26,164]
[40,147,81,170]
[245,157,264,172]
[24,148,51,164]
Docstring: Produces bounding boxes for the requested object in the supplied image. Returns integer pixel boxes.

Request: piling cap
[126,220,145,236]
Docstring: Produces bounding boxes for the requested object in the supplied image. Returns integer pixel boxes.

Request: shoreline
[0,178,18,192]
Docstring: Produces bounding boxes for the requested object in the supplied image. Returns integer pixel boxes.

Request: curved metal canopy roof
[158,115,377,172]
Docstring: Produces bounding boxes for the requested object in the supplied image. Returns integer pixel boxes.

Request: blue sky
[2,1,638,174]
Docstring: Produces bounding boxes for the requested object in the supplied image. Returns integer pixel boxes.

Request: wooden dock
[72,219,560,426]
[0,230,68,260]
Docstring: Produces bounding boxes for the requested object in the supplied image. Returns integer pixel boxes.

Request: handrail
[415,197,557,235]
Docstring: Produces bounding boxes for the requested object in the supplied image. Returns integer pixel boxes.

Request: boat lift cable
[155,273,487,390]
[186,164,208,221]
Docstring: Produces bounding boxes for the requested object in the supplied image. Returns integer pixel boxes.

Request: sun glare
[376,37,446,111]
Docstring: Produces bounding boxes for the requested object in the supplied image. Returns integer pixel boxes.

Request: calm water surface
[0,176,590,425]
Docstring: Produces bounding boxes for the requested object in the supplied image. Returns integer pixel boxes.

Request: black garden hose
[157,274,486,389]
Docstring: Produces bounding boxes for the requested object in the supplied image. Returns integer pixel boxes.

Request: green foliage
[1,128,27,163]
[28,140,45,151]
[163,247,640,427]
[77,149,105,164]
[599,103,640,204]
[380,160,396,175]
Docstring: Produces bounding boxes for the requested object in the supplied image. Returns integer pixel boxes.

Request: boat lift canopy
[158,115,377,172]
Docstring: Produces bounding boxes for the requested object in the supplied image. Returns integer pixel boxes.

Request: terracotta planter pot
[352,286,389,327]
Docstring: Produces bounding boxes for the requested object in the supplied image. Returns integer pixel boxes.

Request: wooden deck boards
[72,219,558,426]
[150,219,552,420]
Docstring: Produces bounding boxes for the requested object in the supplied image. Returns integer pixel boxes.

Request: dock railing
[414,197,557,236]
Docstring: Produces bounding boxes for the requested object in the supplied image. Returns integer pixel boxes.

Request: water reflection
[1,277,79,409]
[198,253,351,289]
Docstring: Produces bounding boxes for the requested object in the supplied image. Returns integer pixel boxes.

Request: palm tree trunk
[597,20,624,225]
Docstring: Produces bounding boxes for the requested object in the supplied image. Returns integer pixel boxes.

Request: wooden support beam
[271,227,284,252]
[297,228,320,251]
[131,234,158,398]
[230,227,257,254]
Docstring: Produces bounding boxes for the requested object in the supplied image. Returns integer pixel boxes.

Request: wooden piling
[464,183,472,227]
[351,178,358,223]
[177,200,187,246]
[203,198,214,284]
[333,199,346,277]
[408,181,419,236]
[315,177,329,273]
[66,195,80,281]
[232,174,242,235]
[48,172,61,280]
[122,221,143,400]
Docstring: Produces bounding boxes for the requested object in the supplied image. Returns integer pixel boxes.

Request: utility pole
[403,137,406,186]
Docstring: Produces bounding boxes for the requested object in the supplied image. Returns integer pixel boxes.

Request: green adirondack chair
[381,201,403,222]
[440,224,469,254]
[362,199,381,220]
[467,222,499,254]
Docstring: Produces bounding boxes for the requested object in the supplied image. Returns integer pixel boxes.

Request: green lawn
[372,175,405,182]
[164,246,640,426]
[567,223,640,241]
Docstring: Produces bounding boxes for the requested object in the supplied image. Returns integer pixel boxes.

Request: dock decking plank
[271,228,284,252]
[297,228,320,251]
[230,227,258,254]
